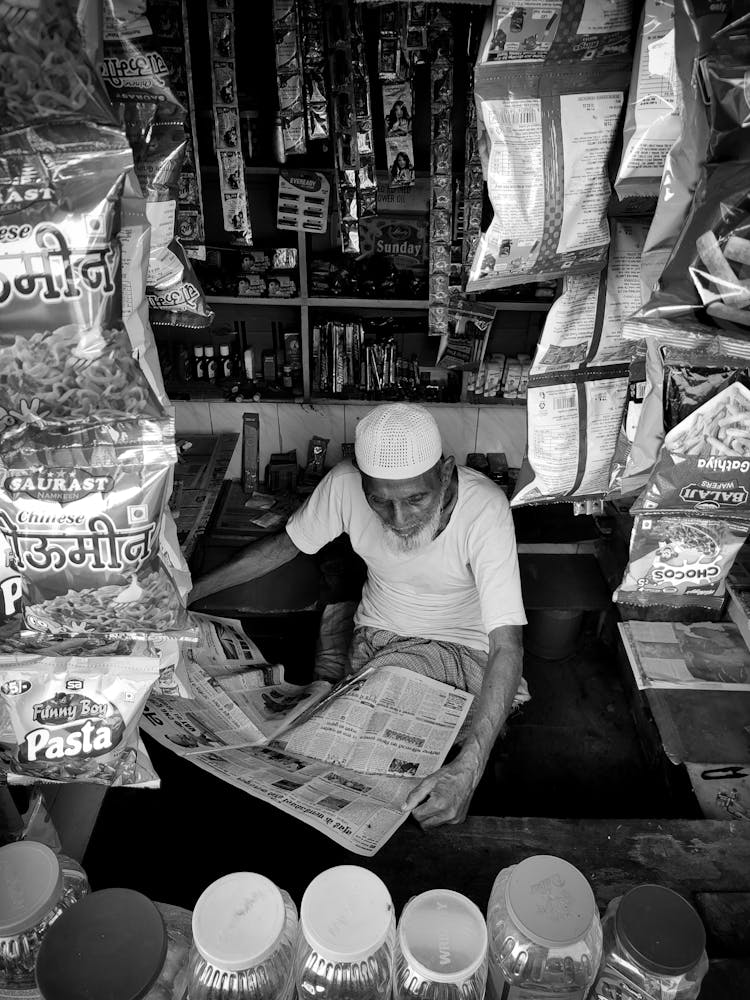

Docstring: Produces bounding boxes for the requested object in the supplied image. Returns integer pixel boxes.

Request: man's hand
[402,755,480,828]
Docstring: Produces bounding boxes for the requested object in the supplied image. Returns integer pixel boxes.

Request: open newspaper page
[618,621,750,690]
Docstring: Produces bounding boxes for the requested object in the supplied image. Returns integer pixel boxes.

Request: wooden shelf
[207,296,303,306]
[207,295,551,312]
[309,297,429,310]
[309,396,526,408]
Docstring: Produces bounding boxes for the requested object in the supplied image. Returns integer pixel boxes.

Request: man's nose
[390,502,411,529]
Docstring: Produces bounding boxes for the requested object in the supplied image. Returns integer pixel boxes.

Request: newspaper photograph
[619,621,750,691]
[141,660,473,854]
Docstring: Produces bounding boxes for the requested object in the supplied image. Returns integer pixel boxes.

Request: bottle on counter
[393,889,488,1000]
[193,344,205,381]
[34,888,192,1000]
[178,343,193,382]
[188,872,298,1000]
[219,343,234,380]
[295,866,395,1000]
[244,347,255,381]
[486,855,602,1000]
[0,841,89,993]
[590,884,708,1000]
[205,345,217,383]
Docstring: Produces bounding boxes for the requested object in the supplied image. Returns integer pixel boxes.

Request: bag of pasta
[0,420,189,640]
[0,654,160,785]
[614,512,749,611]
[633,381,750,516]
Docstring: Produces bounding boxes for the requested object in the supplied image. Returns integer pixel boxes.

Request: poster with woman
[383,81,414,188]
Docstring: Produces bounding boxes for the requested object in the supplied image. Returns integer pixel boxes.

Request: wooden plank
[696,892,750,958]
[685,762,750,820]
[646,689,750,764]
[369,818,750,912]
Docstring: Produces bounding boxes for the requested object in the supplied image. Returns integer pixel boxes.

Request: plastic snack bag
[0,655,160,785]
[633,381,750,516]
[0,421,189,640]
[614,513,749,611]
[469,59,629,290]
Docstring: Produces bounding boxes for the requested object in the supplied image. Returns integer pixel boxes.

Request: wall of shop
[173,401,527,480]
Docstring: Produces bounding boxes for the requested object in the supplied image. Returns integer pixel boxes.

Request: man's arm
[403,624,523,827]
[188,530,301,605]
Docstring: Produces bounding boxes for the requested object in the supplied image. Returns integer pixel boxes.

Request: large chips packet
[0,654,160,784]
[633,381,750,515]
[614,512,749,610]
[0,421,189,640]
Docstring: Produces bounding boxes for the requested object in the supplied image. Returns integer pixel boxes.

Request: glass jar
[0,841,89,992]
[296,865,395,1000]
[35,888,192,1000]
[590,884,708,1000]
[187,872,297,1000]
[486,855,602,1000]
[393,889,488,1000]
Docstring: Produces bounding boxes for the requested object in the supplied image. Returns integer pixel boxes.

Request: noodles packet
[0,654,160,785]
[0,420,190,640]
[614,512,749,611]
[632,381,750,516]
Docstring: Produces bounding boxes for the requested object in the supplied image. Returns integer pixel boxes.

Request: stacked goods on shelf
[198,246,300,298]
[99,0,212,332]
[0,0,191,786]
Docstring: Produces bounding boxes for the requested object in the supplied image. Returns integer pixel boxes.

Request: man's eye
[408,495,426,504]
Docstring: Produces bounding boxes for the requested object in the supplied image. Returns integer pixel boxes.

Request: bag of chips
[0,655,160,785]
[0,421,189,640]
[614,512,749,610]
[633,381,750,515]
[469,59,630,290]
[614,0,679,204]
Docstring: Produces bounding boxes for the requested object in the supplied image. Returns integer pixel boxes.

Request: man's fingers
[402,775,437,812]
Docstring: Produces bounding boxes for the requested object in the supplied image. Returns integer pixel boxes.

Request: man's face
[361,460,451,553]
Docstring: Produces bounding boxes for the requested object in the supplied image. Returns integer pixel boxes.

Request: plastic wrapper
[633,381,750,516]
[614,512,749,610]
[614,0,679,203]
[512,370,630,506]
[663,349,750,430]
[468,60,629,290]
[436,301,497,370]
[0,421,189,640]
[479,0,632,65]
[531,220,648,376]
[0,655,160,785]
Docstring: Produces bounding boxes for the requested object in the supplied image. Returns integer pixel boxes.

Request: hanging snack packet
[614,0,678,204]
[531,220,648,376]
[614,513,749,611]
[468,60,629,291]
[0,655,160,785]
[663,349,750,430]
[633,382,750,516]
[512,369,629,506]
[0,421,189,640]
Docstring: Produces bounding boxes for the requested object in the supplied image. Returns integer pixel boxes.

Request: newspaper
[142,644,473,854]
[619,621,750,691]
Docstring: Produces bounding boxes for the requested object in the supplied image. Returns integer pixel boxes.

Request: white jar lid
[399,889,487,983]
[192,872,286,973]
[301,866,393,963]
[504,855,595,949]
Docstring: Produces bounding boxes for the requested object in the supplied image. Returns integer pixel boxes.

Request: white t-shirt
[286,461,527,653]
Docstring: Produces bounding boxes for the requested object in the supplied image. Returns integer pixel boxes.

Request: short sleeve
[285,463,348,554]
[467,491,527,631]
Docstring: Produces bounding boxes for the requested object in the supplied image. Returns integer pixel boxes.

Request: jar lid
[399,889,487,983]
[192,872,286,973]
[504,856,596,949]
[0,842,63,936]
[615,885,706,976]
[35,888,167,1000]
[301,866,393,963]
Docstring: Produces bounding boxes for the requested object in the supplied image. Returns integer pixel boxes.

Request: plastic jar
[187,872,297,1000]
[486,855,602,1000]
[590,884,708,1000]
[296,866,395,1000]
[0,841,89,992]
[35,888,192,1000]
[393,889,488,1000]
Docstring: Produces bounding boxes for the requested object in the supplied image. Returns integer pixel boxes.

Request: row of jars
[0,842,709,1000]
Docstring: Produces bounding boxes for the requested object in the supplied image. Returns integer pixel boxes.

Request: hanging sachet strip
[379,4,416,191]
[275,0,307,155]
[299,0,330,143]
[208,0,252,245]
[428,8,455,336]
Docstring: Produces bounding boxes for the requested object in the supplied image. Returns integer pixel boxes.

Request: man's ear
[441,455,456,485]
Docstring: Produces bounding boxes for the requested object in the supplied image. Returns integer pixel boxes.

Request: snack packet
[0,655,160,785]
[0,421,189,640]
[633,381,750,515]
[614,513,749,610]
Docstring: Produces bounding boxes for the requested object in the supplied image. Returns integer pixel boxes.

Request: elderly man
[190,403,527,827]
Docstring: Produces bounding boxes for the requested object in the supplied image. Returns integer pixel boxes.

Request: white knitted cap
[355,403,442,480]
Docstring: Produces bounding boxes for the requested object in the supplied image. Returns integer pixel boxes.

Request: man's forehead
[360,467,439,496]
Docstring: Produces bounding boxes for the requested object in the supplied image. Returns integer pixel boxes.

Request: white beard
[381,488,446,555]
